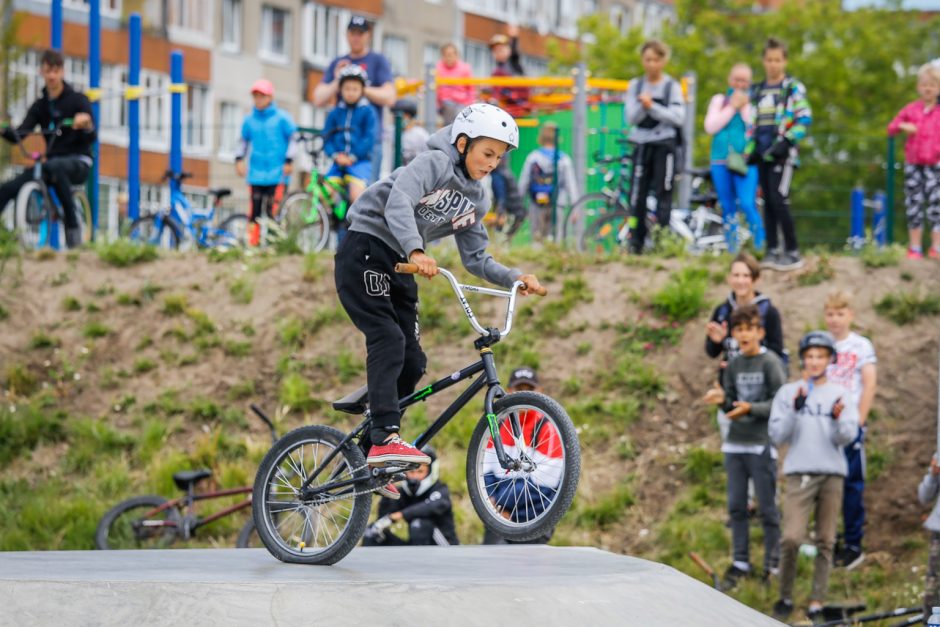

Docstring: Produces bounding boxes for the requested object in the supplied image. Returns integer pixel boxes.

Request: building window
[423,43,440,71]
[184,84,211,153]
[35,0,122,18]
[140,71,168,147]
[383,35,408,77]
[99,64,128,143]
[168,0,211,34]
[303,3,350,68]
[218,101,242,159]
[221,0,242,52]
[464,41,491,77]
[9,50,42,122]
[522,55,548,77]
[260,5,291,64]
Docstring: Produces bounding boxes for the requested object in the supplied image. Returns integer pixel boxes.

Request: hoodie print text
[417,189,477,229]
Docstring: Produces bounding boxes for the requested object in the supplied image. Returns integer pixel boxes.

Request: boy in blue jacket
[323,64,377,239]
[235,79,297,246]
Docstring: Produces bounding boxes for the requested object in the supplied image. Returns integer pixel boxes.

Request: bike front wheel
[466,391,581,542]
[126,214,182,249]
[278,192,331,253]
[14,181,48,250]
[252,425,371,565]
[94,495,182,550]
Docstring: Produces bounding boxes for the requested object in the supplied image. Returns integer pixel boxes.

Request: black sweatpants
[0,156,89,229]
[629,141,676,253]
[757,159,798,253]
[249,184,278,222]
[335,231,427,441]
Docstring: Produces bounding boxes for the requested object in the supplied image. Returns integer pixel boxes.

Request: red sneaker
[367,437,431,467]
[930,247,940,259]
[907,247,924,260]
[376,483,400,500]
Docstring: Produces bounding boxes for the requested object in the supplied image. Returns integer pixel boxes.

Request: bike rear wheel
[466,391,580,542]
[580,209,636,255]
[126,214,182,249]
[95,495,182,550]
[71,189,92,244]
[236,518,263,548]
[563,192,621,250]
[278,192,331,253]
[252,425,371,565]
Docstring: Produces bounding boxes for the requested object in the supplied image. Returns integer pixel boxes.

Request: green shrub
[189,397,222,421]
[223,339,252,357]
[874,290,940,325]
[133,358,157,374]
[860,243,903,268]
[186,308,216,335]
[96,238,159,267]
[83,321,111,338]
[652,267,708,323]
[62,296,82,312]
[227,380,256,401]
[162,294,188,316]
[115,292,142,306]
[0,303,8,320]
[796,254,835,287]
[29,331,61,349]
[4,364,40,396]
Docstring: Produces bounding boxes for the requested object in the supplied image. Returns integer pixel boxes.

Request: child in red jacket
[888,63,940,259]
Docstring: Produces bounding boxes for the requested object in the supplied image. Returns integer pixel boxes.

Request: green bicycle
[277,129,351,253]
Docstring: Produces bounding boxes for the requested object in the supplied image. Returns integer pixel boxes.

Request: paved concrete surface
[0,546,783,626]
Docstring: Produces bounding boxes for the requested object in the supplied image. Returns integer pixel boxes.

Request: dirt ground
[1,248,938,559]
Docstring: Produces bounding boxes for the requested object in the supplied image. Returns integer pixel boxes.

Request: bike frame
[129,486,253,534]
[297,270,528,499]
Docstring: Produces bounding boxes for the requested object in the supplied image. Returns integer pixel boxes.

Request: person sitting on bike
[0,49,95,249]
[323,64,377,243]
[335,103,544,496]
[482,366,559,545]
[235,78,297,247]
[363,446,460,546]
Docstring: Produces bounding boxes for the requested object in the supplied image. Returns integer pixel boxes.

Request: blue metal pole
[51,0,62,49]
[169,50,183,196]
[849,186,865,250]
[128,14,141,222]
[88,0,100,240]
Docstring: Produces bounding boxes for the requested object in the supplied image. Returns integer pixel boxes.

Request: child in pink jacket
[436,43,476,124]
[888,63,940,259]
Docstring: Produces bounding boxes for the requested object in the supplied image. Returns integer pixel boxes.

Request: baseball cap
[489,34,510,48]
[250,79,274,97]
[348,15,371,31]
[508,367,539,388]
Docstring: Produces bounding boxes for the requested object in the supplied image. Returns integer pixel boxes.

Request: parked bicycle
[94,406,277,550]
[252,265,581,565]
[2,118,91,250]
[125,170,240,250]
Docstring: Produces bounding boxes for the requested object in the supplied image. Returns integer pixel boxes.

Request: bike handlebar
[393,263,547,338]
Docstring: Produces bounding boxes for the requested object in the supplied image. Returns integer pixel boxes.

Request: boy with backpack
[769,331,858,622]
[625,39,685,254]
[517,122,578,241]
[702,304,786,589]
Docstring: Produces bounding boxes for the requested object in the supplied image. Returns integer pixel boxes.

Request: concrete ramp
[0,546,781,626]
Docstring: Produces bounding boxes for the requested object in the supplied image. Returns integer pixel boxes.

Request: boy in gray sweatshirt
[703,304,785,589]
[769,331,858,622]
[917,455,940,618]
[334,103,544,491]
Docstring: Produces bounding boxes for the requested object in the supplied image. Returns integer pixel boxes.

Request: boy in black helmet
[363,446,459,546]
[769,331,858,622]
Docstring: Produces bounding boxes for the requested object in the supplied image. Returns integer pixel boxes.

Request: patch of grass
[652,267,709,323]
[860,243,902,268]
[302,253,328,282]
[82,321,111,339]
[162,294,188,316]
[279,372,316,412]
[227,380,256,401]
[85,302,101,313]
[96,238,159,267]
[223,339,252,358]
[207,247,244,263]
[135,336,153,351]
[93,283,115,297]
[576,342,591,356]
[0,396,67,466]
[4,364,40,396]
[143,389,185,416]
[561,377,581,396]
[189,397,221,421]
[684,447,724,485]
[874,289,940,325]
[140,281,162,302]
[62,296,82,312]
[115,292,142,306]
[796,254,835,287]
[135,419,169,465]
[866,443,893,481]
[241,322,256,337]
[229,276,254,305]
[133,358,157,374]
[65,418,135,472]
[279,316,305,348]
[900,271,913,282]
[0,303,8,320]
[50,271,70,286]
[572,480,636,529]
[185,308,216,335]
[336,350,364,384]
[29,331,61,349]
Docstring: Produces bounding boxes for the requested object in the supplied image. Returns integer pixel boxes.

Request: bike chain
[299,463,403,507]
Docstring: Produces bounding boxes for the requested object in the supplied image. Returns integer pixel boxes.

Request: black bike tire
[219,214,250,248]
[252,424,371,565]
[94,495,180,550]
[235,518,260,548]
[579,209,635,255]
[71,189,92,243]
[15,184,46,250]
[278,192,330,253]
[127,214,182,250]
[564,193,626,250]
[465,391,581,542]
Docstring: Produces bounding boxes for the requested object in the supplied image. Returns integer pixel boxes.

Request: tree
[553,0,940,245]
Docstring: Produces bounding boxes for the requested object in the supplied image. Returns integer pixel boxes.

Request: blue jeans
[842,428,866,549]
[710,163,764,252]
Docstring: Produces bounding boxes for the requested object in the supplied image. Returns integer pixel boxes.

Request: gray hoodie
[347,127,521,288]
[918,471,940,533]
[769,380,859,476]
[625,73,685,145]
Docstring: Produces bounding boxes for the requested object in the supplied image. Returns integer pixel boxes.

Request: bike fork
[480,350,521,471]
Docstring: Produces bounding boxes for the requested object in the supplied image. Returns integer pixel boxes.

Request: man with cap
[481,366,558,545]
[235,79,297,246]
[313,15,395,183]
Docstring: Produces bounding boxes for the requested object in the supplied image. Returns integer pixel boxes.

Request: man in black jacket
[363,446,459,546]
[0,49,96,248]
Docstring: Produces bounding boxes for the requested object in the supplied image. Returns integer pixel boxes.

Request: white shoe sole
[376,485,401,500]
[366,453,431,467]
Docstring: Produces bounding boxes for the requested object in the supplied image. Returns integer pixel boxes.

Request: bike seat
[332,384,368,414]
[173,469,212,491]
[685,166,712,179]
[209,188,231,200]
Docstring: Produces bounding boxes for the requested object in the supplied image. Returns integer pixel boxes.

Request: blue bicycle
[126,170,239,250]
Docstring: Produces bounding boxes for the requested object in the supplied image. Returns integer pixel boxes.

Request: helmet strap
[456,135,476,179]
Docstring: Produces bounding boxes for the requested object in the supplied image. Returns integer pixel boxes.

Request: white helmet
[450,103,519,150]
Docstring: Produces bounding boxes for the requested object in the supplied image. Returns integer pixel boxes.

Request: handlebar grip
[394,263,419,274]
